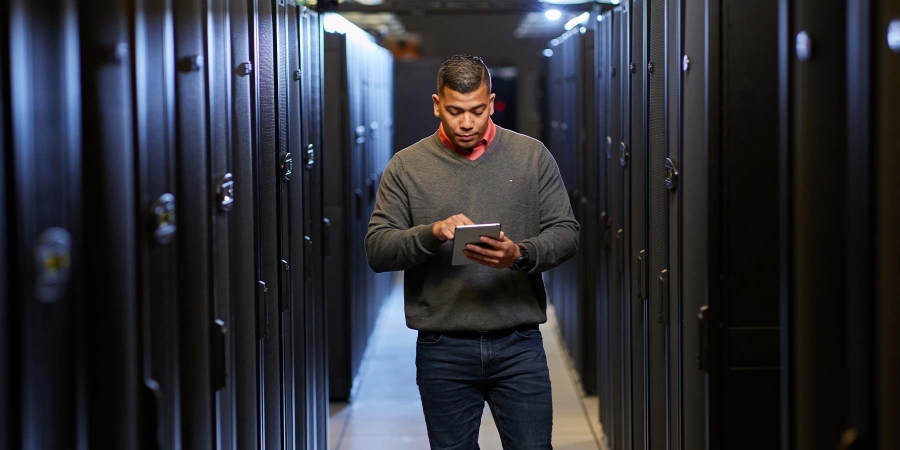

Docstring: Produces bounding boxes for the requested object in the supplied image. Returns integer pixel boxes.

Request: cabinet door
[875,1,900,448]
[628,1,648,449]
[132,0,179,447]
[680,0,708,447]
[80,0,143,447]
[229,0,261,446]
[782,0,850,448]
[595,9,613,433]
[6,1,85,447]
[171,0,214,447]
[254,0,285,447]
[205,0,239,447]
[646,0,670,448]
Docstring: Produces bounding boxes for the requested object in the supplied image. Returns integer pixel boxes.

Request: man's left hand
[464,231,521,269]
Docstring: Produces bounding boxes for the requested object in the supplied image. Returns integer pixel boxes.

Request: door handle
[323,218,332,258]
[616,229,624,273]
[659,269,669,325]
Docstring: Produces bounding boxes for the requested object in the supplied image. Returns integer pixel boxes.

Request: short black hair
[436,55,492,95]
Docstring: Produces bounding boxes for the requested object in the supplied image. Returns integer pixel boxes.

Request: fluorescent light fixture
[564,12,590,30]
[539,0,594,4]
[612,0,620,4]
[323,13,376,45]
[550,38,560,47]
[545,9,562,20]
[543,49,554,57]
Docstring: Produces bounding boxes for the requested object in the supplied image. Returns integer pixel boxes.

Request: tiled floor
[329,281,606,450]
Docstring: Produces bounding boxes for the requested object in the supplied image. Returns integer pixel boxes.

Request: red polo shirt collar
[438,119,497,161]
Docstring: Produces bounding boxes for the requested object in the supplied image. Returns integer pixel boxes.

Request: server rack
[3,1,85,448]
[780,0,900,449]
[1,1,330,448]
[544,23,598,396]
[627,1,648,449]
[324,16,394,401]
[228,0,261,448]
[132,0,181,448]
[590,1,786,448]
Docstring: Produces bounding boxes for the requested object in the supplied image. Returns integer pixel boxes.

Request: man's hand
[433,214,475,241]
[464,231,522,269]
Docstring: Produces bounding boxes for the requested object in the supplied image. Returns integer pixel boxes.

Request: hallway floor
[329,281,606,450]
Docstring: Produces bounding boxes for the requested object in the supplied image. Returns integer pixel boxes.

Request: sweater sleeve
[365,155,444,273]
[519,147,580,274]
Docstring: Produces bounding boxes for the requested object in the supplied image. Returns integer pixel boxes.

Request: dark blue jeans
[415,325,553,450]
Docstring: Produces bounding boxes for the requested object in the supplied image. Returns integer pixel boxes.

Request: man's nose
[460,114,474,130]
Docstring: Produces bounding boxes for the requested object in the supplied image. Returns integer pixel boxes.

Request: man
[365,55,579,449]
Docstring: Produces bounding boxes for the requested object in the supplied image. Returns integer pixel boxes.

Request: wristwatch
[510,244,530,271]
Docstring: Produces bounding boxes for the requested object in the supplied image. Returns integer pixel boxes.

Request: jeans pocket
[416,332,444,346]
[514,327,542,340]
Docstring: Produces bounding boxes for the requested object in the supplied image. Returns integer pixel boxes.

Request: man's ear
[432,94,441,117]
[489,93,496,116]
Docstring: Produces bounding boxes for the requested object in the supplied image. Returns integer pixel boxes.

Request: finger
[499,231,505,240]
[478,236,507,249]
[442,225,455,241]
[459,214,475,225]
[466,244,504,259]
[464,251,500,266]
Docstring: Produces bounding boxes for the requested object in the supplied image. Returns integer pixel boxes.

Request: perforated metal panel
[647,0,669,448]
[628,1,647,449]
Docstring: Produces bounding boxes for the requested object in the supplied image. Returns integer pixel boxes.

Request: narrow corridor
[329,277,606,450]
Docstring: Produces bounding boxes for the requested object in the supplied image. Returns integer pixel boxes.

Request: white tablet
[451,223,502,266]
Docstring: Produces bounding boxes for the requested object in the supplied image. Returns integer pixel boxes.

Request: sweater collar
[437,119,497,161]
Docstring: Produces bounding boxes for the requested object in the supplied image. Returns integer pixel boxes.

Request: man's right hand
[432,214,474,241]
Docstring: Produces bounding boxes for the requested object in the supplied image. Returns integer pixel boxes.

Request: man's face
[432,84,495,150]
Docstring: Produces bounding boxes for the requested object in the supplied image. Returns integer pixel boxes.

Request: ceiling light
[540,0,594,4]
[543,49,554,57]
[545,9,562,20]
[564,12,590,30]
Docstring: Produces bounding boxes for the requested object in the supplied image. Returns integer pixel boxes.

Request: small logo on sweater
[509,179,514,183]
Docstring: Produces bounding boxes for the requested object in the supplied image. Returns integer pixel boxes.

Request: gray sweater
[365,126,579,331]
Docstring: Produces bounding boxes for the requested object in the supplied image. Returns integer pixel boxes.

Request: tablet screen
[451,223,502,266]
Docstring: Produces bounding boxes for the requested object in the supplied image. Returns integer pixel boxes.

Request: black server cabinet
[173,1,215,448]
[645,0,669,448]
[544,24,597,396]
[780,1,900,449]
[298,9,328,448]
[288,3,310,448]
[628,1,648,449]
[172,0,214,447]
[663,0,682,447]
[207,0,238,447]
[324,23,394,401]
[780,0,850,449]
[604,8,626,450]
[880,0,900,450]
[705,0,782,449]
[274,2,297,449]
[131,0,180,448]
[875,2,900,447]
[579,24,599,399]
[229,0,261,447]
[80,0,143,447]
[594,9,613,442]
[323,31,351,399]
[3,1,84,448]
[680,0,707,448]
[255,0,285,447]
[0,8,8,444]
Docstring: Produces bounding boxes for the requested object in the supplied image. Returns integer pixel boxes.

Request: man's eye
[449,111,460,116]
